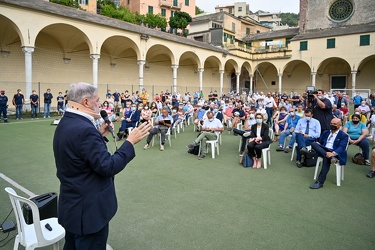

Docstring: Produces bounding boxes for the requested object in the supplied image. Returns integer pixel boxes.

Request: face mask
[33,92,36,95]
[126,105,130,108]
[354,112,360,115]
[330,125,338,131]
[209,118,214,122]
[104,104,108,107]
[249,114,255,119]
[352,120,359,124]
[213,109,218,113]
[0,92,4,95]
[259,107,263,110]
[131,107,136,111]
[172,110,176,113]
[256,119,262,124]
[290,112,295,116]
[145,107,149,110]
[318,95,323,99]
[361,104,365,106]
[306,117,311,121]
[19,92,22,94]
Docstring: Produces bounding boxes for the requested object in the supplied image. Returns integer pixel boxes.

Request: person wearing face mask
[30,90,39,119]
[139,88,149,105]
[353,92,363,109]
[54,82,151,249]
[43,88,53,118]
[102,101,118,122]
[12,89,25,120]
[140,104,152,124]
[117,103,141,141]
[57,92,65,116]
[263,92,277,125]
[312,89,333,133]
[246,113,272,168]
[349,108,367,123]
[294,109,321,168]
[213,105,223,123]
[187,111,224,160]
[144,108,173,151]
[233,113,256,156]
[309,118,349,189]
[343,114,371,165]
[256,104,268,123]
[358,101,371,119]
[273,106,289,136]
[276,108,301,152]
[0,90,9,123]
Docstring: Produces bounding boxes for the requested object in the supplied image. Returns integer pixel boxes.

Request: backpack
[303,150,318,167]
[188,145,199,155]
[352,153,365,165]
[243,154,254,168]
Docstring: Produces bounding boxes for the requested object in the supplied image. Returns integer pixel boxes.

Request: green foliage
[280,12,299,27]
[169,11,192,35]
[49,0,82,9]
[195,6,204,15]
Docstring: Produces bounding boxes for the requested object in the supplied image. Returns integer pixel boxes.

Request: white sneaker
[160,145,164,151]
[143,144,150,150]
[243,132,251,137]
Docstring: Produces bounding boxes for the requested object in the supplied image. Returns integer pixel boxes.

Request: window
[128,0,130,4]
[78,0,88,4]
[238,7,242,11]
[246,28,250,35]
[286,37,292,47]
[327,38,336,49]
[360,35,370,46]
[219,9,223,12]
[229,8,232,14]
[148,6,153,14]
[300,41,308,51]
[232,22,235,32]
[185,0,189,6]
[171,11,175,17]
[173,0,178,7]
[161,9,166,17]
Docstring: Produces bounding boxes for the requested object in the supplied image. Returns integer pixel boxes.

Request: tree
[169,11,192,36]
[195,6,204,15]
[145,13,167,29]
[280,12,299,27]
[49,0,82,9]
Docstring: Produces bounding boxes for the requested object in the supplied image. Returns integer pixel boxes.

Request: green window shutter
[161,9,166,16]
[360,35,370,46]
[173,0,178,6]
[185,0,189,6]
[327,38,335,49]
[300,41,308,51]
[148,6,153,14]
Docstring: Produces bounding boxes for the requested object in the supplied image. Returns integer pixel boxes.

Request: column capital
[278,73,283,77]
[22,46,34,54]
[138,60,146,65]
[311,72,317,75]
[171,64,179,70]
[351,70,358,74]
[90,54,100,60]
[235,72,240,76]
[219,70,224,74]
[198,68,204,73]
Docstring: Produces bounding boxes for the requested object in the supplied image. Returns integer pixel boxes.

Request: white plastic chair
[290,142,312,161]
[198,134,220,159]
[4,187,65,250]
[151,127,171,147]
[313,157,345,186]
[261,129,274,169]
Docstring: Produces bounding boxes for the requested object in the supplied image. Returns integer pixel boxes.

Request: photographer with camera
[308,88,333,133]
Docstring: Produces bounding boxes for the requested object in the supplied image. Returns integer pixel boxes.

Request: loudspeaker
[22,192,58,225]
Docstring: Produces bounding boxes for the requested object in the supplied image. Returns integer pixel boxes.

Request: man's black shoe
[300,147,309,155]
[276,146,284,152]
[330,157,339,164]
[296,161,302,168]
[284,147,290,153]
[310,181,323,189]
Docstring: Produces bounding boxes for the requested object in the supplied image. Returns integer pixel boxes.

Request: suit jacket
[53,112,135,235]
[249,123,271,143]
[124,110,140,126]
[319,130,348,165]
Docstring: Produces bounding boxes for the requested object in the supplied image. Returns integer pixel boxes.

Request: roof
[0,0,228,54]
[292,22,375,41]
[243,28,299,41]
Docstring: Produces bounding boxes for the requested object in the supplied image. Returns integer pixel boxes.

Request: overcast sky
[196,0,300,14]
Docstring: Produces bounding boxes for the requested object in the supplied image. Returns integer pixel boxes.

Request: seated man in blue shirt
[310,118,349,189]
[276,107,301,152]
[294,108,321,168]
[117,103,140,140]
[144,108,173,151]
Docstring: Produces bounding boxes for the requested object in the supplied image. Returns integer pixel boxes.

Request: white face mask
[32,92,36,95]
[209,118,214,122]
[306,117,311,121]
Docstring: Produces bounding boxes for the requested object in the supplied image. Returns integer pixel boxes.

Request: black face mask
[330,125,338,131]
[352,120,360,125]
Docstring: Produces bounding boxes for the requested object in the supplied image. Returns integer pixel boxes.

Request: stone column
[278,73,283,93]
[351,71,357,94]
[138,60,145,92]
[311,72,316,87]
[90,54,100,88]
[249,74,253,94]
[22,46,34,100]
[198,68,204,91]
[219,70,224,97]
[236,72,240,93]
[172,64,178,93]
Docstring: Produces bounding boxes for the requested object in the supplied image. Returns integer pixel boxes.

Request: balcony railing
[159,0,182,9]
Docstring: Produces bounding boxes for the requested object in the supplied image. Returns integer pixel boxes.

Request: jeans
[351,138,370,160]
[15,104,23,119]
[278,130,296,148]
[31,105,38,118]
[295,133,316,161]
[44,103,51,117]
[233,128,251,152]
[146,127,168,145]
[266,107,273,125]
[0,106,7,121]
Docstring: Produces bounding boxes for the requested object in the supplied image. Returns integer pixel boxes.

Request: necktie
[305,120,310,135]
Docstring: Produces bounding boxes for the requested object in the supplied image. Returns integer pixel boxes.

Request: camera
[306,86,317,104]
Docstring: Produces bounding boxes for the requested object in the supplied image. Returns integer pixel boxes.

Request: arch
[203,55,222,70]
[178,51,202,69]
[282,60,312,93]
[101,35,140,63]
[356,55,375,90]
[253,62,278,93]
[145,44,175,65]
[240,61,252,74]
[0,15,24,49]
[316,57,351,90]
[224,59,239,73]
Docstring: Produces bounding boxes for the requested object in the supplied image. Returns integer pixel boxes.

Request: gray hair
[67,82,97,103]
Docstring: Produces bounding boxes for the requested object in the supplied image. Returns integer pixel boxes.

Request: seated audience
[143,108,173,151]
[233,113,256,156]
[231,103,246,129]
[247,113,272,168]
[273,106,289,136]
[343,114,370,165]
[117,103,140,140]
[309,118,349,189]
[294,109,321,167]
[186,111,224,159]
[102,100,118,122]
[140,104,152,123]
[276,107,301,152]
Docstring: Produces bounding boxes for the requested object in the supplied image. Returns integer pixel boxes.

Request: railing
[159,0,182,9]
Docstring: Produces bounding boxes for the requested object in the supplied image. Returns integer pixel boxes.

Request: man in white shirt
[186,111,224,160]
[263,92,277,125]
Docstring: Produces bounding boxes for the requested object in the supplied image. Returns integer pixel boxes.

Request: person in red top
[339,103,349,125]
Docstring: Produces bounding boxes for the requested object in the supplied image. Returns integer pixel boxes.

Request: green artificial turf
[0,116,374,249]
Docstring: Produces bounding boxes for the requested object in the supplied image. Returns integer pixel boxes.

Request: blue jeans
[295,133,316,161]
[351,139,370,160]
[278,130,297,148]
[0,106,7,121]
[266,107,273,125]
[44,103,51,117]
[31,105,38,118]
[15,104,23,119]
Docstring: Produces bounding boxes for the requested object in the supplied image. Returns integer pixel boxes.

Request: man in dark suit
[117,103,141,140]
[53,82,151,249]
[309,118,349,189]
